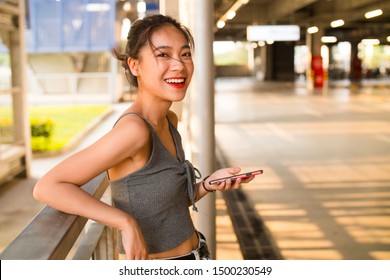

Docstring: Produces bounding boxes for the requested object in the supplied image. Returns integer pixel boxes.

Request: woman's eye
[156,52,169,58]
[182,52,192,57]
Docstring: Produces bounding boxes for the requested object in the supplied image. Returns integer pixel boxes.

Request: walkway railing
[33,72,112,94]
[0,173,114,260]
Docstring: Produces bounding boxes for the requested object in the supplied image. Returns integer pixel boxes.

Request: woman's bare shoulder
[110,113,151,150]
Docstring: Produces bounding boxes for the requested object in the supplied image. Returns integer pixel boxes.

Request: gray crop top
[109,112,200,254]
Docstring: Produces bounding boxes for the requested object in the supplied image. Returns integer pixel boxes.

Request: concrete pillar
[254,45,266,81]
[11,0,31,177]
[265,44,274,80]
[311,28,323,57]
[247,45,255,75]
[305,31,313,88]
[307,28,324,88]
[159,0,179,19]
[178,0,216,258]
[350,41,362,82]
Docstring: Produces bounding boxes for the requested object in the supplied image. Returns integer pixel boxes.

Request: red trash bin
[311,55,324,88]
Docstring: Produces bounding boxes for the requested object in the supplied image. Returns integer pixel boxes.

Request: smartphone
[209,169,263,184]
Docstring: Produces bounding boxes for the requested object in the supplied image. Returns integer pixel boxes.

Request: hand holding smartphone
[209,169,263,184]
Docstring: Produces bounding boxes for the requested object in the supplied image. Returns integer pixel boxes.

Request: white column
[183,0,216,258]
[306,31,313,89]
[11,0,31,177]
[163,0,216,258]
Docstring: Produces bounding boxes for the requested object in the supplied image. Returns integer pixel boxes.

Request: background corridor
[214,78,390,259]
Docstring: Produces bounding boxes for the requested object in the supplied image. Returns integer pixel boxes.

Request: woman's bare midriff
[148,232,199,259]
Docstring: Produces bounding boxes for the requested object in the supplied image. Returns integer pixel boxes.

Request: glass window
[63,0,87,51]
[34,0,61,51]
[27,0,115,53]
[88,0,115,50]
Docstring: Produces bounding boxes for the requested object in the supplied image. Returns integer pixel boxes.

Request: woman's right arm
[33,116,150,259]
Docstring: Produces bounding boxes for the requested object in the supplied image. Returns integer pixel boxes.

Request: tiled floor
[214,78,390,259]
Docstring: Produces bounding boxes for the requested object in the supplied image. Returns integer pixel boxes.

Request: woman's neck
[130,97,172,129]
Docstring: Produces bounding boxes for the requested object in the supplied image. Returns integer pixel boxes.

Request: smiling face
[128,24,194,103]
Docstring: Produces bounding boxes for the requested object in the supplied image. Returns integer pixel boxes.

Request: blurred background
[1,0,389,260]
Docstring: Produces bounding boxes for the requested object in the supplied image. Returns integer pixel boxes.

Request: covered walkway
[215,78,390,259]
[1,78,390,259]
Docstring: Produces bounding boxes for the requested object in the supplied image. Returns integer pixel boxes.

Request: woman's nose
[170,56,185,70]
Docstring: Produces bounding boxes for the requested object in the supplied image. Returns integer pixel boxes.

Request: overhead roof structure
[213,0,390,43]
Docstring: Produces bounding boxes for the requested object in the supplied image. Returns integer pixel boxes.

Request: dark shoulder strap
[112,112,153,130]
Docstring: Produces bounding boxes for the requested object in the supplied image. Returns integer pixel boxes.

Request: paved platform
[1,77,390,260]
[214,78,390,260]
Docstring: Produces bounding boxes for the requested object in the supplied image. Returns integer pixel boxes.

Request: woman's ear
[127,57,139,76]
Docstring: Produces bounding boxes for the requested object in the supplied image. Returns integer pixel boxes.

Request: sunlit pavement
[214,77,390,260]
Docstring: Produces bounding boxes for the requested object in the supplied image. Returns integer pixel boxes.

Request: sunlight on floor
[246,157,390,260]
[216,197,243,260]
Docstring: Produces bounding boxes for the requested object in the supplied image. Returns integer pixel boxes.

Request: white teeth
[166,78,184,84]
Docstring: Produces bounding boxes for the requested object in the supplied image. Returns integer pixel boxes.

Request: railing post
[71,73,77,96]
[93,226,115,260]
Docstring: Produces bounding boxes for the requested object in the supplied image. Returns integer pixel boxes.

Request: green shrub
[1,104,109,153]
[30,118,54,152]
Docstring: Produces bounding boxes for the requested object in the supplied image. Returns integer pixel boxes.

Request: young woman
[33,14,254,260]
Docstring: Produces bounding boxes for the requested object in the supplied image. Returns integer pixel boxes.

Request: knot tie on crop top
[109,112,201,254]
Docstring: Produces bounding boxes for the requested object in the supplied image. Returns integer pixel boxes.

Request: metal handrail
[0,173,112,260]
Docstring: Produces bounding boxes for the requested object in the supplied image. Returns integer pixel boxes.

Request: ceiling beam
[266,0,317,22]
